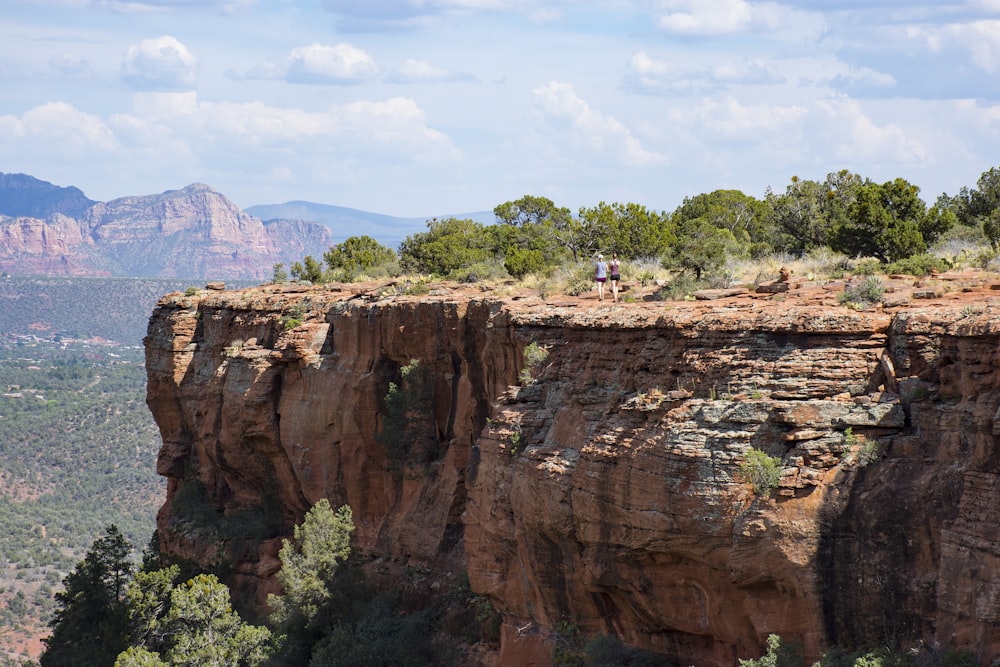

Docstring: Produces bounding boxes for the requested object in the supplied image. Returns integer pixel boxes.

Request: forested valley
[0,340,162,664]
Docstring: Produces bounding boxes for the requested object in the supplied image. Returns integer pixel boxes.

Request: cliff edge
[144,273,1000,665]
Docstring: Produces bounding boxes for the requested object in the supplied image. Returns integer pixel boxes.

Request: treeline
[279,167,1000,287]
[40,502,502,667]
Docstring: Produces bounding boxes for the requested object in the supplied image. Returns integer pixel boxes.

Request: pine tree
[41,525,134,667]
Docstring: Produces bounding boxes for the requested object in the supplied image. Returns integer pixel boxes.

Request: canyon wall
[144,282,1000,665]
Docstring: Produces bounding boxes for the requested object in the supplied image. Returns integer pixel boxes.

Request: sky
[2,0,1000,219]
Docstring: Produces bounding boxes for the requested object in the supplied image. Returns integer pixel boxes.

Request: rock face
[0,180,332,279]
[144,282,1000,665]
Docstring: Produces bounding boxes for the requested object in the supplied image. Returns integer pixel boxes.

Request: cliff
[0,181,332,279]
[144,274,1000,665]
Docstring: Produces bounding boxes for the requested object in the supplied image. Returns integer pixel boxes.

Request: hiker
[595,254,608,301]
[609,253,621,302]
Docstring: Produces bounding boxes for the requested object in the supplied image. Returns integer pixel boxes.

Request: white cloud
[626,51,783,94]
[687,96,807,138]
[93,0,254,14]
[817,99,927,163]
[532,81,665,167]
[904,20,1000,73]
[240,43,379,85]
[120,36,197,91]
[114,92,461,162]
[385,58,475,83]
[48,52,91,78]
[287,43,379,84]
[0,102,118,153]
[651,0,824,37]
[655,0,755,34]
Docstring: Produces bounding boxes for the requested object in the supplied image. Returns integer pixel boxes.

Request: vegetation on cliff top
[277,166,1000,300]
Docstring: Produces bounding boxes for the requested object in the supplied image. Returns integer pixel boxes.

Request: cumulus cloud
[688,96,807,139]
[238,43,379,85]
[532,81,665,167]
[385,58,475,83]
[120,36,197,91]
[817,99,927,164]
[113,92,461,163]
[626,51,783,94]
[0,102,118,153]
[655,0,825,40]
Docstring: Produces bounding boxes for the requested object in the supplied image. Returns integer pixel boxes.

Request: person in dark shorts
[595,253,608,301]
[609,253,621,302]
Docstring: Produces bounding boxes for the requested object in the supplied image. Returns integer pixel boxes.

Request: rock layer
[144,282,1000,665]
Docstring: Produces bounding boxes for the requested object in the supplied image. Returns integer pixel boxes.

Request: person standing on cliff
[609,253,621,303]
[595,253,608,301]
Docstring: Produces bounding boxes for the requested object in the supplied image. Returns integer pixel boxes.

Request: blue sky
[2,0,999,218]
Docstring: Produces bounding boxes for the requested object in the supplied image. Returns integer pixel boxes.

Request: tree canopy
[42,525,134,667]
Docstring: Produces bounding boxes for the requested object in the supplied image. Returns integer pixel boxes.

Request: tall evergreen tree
[41,525,134,667]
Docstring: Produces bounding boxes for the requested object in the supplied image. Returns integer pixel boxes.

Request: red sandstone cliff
[144,276,1000,665]
[0,184,331,279]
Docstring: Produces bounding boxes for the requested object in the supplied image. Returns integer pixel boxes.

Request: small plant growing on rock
[377,359,438,476]
[842,427,881,466]
[280,301,307,329]
[184,286,198,296]
[519,341,549,385]
[223,339,244,358]
[737,448,782,497]
[508,426,523,456]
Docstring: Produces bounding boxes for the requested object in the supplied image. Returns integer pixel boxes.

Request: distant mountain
[0,172,95,219]
[0,177,332,279]
[245,201,495,250]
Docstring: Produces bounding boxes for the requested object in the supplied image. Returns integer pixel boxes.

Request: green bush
[323,236,397,276]
[399,217,492,275]
[853,258,882,275]
[884,253,948,276]
[504,246,547,279]
[376,360,438,475]
[838,275,884,307]
[519,342,549,385]
[739,634,804,667]
[737,449,782,496]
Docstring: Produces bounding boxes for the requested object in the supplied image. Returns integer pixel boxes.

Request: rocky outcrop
[0,182,332,279]
[144,281,1000,665]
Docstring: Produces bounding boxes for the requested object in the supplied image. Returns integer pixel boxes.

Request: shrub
[885,253,948,276]
[184,286,198,296]
[323,236,397,276]
[504,246,547,279]
[376,359,438,475]
[448,259,509,283]
[737,448,782,496]
[519,342,549,385]
[739,634,804,667]
[853,258,882,275]
[838,275,884,307]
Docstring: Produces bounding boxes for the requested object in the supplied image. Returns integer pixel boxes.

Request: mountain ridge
[0,174,332,280]
[0,173,496,277]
